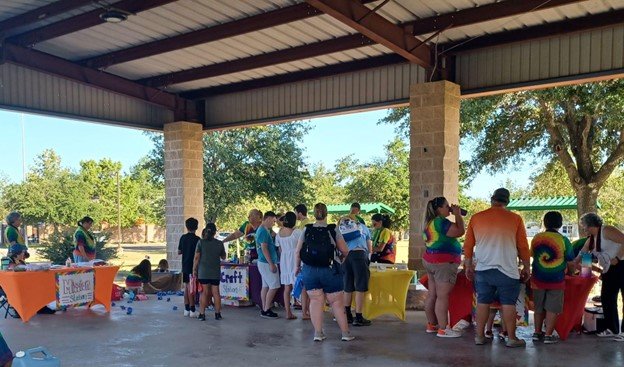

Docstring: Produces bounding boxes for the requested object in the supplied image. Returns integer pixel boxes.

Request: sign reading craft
[56,270,95,307]
[220,265,249,301]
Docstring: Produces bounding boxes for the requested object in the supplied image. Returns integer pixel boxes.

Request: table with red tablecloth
[554,275,598,340]
[420,271,473,327]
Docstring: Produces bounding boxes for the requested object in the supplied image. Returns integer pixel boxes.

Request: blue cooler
[12,347,60,367]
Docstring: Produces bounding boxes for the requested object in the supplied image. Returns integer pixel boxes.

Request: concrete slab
[2,298,623,367]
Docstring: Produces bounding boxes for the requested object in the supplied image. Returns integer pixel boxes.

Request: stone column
[164,121,204,270]
[408,81,460,272]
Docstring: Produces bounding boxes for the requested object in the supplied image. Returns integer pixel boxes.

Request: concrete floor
[2,298,623,367]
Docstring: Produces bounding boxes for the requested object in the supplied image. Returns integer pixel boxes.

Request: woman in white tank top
[578,213,624,338]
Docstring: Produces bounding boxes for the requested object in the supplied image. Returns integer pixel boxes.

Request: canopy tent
[327,203,395,215]
[507,196,601,211]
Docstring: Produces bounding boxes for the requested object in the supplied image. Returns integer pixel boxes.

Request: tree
[338,139,410,230]
[143,122,310,223]
[381,79,624,219]
[304,163,345,205]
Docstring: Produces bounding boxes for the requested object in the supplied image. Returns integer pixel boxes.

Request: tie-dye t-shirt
[422,217,461,264]
[530,231,575,289]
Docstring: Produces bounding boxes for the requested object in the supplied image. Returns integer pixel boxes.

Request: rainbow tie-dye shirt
[422,217,462,264]
[530,231,574,289]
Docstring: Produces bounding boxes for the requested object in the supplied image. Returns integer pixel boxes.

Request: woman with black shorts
[193,223,226,321]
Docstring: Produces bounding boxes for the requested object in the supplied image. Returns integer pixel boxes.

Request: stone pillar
[164,121,204,271]
[408,81,460,272]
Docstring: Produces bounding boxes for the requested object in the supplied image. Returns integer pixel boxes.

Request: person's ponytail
[203,223,217,240]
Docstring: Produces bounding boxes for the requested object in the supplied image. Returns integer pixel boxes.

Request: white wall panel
[0,63,172,129]
[457,25,624,94]
[203,62,425,128]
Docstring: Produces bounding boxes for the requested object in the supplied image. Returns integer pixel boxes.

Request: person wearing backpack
[295,203,355,342]
[339,216,373,327]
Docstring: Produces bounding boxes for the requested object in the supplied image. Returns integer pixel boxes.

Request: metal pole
[117,170,121,248]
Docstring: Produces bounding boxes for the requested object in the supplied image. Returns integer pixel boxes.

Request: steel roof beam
[440,8,624,54]
[405,0,587,35]
[0,0,94,34]
[8,0,178,47]
[139,34,374,88]
[0,42,197,120]
[304,0,431,67]
[180,54,406,100]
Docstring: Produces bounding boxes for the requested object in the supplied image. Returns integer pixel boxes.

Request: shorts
[532,288,564,313]
[343,250,370,292]
[475,269,520,306]
[257,262,281,289]
[302,264,343,294]
[199,279,220,286]
[182,272,190,283]
[423,259,459,285]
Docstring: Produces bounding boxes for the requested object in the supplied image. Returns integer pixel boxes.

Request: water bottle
[12,347,60,367]
[65,257,72,267]
[580,252,592,278]
[244,250,250,264]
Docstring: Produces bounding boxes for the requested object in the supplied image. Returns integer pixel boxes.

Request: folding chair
[0,289,19,319]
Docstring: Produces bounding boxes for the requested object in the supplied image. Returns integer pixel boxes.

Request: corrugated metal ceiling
[2,0,622,94]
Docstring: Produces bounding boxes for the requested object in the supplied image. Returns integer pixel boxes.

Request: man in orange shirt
[464,188,530,348]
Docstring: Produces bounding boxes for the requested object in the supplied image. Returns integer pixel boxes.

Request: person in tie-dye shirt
[222,209,263,262]
[422,196,465,338]
[530,211,575,344]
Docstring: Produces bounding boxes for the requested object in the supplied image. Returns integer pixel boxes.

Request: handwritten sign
[220,265,249,301]
[56,270,94,307]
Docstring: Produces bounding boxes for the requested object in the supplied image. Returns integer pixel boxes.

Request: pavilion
[0,0,622,271]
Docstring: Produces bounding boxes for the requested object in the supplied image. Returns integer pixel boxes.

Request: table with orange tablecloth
[554,275,598,340]
[420,271,473,327]
[0,266,119,322]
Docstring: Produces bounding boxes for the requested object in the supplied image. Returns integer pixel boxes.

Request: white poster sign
[56,270,95,307]
[219,265,249,301]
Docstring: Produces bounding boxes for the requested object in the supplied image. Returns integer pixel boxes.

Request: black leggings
[601,261,624,334]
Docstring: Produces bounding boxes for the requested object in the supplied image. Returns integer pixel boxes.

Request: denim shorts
[474,269,520,305]
[302,264,344,294]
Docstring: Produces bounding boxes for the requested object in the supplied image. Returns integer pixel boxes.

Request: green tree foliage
[337,139,409,230]
[38,230,118,264]
[304,163,345,205]
[143,122,310,224]
[381,79,624,219]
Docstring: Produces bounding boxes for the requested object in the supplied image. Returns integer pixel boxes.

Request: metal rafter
[139,34,374,88]
[180,54,406,100]
[440,9,624,54]
[405,0,587,35]
[0,42,196,120]
[8,0,178,47]
[0,0,94,34]
[304,0,431,67]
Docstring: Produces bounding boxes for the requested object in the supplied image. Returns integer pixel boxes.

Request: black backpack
[300,224,337,267]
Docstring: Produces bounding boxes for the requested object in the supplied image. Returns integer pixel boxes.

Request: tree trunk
[575,184,599,220]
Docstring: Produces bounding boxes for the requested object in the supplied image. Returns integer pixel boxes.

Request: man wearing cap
[464,188,530,348]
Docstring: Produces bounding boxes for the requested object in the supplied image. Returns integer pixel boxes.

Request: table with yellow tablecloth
[361,268,414,321]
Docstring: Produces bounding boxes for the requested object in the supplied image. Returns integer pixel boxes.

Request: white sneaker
[313,332,326,342]
[437,328,462,338]
[183,310,190,317]
[597,329,617,337]
[189,311,197,318]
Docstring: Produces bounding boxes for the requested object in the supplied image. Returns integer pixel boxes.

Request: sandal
[286,315,297,320]
[485,330,494,339]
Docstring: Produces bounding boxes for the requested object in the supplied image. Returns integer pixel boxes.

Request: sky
[0,108,532,199]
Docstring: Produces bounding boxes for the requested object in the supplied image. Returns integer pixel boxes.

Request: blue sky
[0,108,530,199]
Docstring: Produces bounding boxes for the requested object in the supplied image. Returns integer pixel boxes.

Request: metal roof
[508,196,602,211]
[327,202,395,215]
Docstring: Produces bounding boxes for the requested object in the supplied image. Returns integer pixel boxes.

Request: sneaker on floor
[475,335,487,345]
[597,329,617,338]
[543,335,559,344]
[215,313,222,320]
[437,328,462,338]
[313,332,326,342]
[261,310,279,319]
[346,313,354,324]
[341,333,355,342]
[426,323,439,334]
[183,310,190,317]
[197,313,206,321]
[532,332,544,341]
[506,338,526,348]
[189,311,198,318]
[485,330,493,339]
[353,317,371,327]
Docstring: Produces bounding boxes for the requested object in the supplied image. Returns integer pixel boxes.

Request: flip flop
[286,315,297,320]
[302,315,311,320]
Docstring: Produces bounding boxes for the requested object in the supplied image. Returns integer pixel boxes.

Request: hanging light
[100,9,128,23]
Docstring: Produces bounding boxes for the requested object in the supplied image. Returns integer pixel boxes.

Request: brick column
[408,81,460,272]
[164,121,204,271]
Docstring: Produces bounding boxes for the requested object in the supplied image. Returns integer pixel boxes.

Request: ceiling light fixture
[100,9,128,23]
